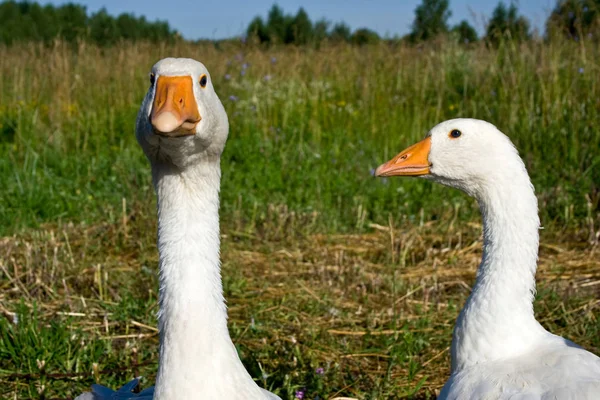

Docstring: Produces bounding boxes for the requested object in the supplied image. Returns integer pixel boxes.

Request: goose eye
[449,129,462,139]
[199,74,208,88]
[149,73,156,85]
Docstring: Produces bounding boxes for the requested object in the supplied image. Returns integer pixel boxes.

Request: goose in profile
[77,58,280,400]
[375,118,600,399]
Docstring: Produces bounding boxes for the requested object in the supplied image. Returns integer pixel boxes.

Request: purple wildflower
[224,74,231,80]
[263,75,272,81]
[295,390,305,399]
[242,62,249,70]
[578,67,584,74]
[369,168,376,177]
[316,367,324,375]
[271,57,277,64]
[240,69,246,77]
[229,95,238,102]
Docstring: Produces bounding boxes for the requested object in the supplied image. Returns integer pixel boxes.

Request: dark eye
[149,73,156,85]
[450,129,462,138]
[199,74,208,88]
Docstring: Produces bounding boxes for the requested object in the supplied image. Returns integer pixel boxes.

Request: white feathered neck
[151,158,272,399]
[450,164,547,371]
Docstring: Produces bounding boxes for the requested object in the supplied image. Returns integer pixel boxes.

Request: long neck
[151,160,264,398]
[451,171,547,371]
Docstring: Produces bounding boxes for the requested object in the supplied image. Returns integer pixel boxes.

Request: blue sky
[44,0,555,40]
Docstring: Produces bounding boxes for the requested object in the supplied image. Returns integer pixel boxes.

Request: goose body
[77,58,279,400]
[376,118,600,399]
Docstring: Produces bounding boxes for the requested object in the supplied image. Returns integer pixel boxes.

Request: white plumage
[77,58,279,400]
[376,118,600,399]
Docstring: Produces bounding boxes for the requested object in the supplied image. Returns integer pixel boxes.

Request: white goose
[376,118,600,399]
[77,58,280,400]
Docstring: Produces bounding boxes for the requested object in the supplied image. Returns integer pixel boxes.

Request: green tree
[313,18,330,43]
[89,8,119,45]
[266,4,289,43]
[351,28,380,45]
[485,2,531,45]
[330,22,351,42]
[452,20,478,43]
[116,14,141,41]
[247,16,269,43]
[145,19,174,42]
[546,0,600,40]
[0,2,22,44]
[286,7,313,44]
[30,4,59,42]
[55,3,88,42]
[410,0,452,42]
[13,1,36,41]
[0,1,176,45]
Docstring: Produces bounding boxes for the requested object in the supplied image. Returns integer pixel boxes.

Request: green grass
[0,39,599,399]
[1,40,599,235]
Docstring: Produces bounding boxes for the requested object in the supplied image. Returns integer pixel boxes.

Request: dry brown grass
[1,211,598,398]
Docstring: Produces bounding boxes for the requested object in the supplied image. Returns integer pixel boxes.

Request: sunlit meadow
[0,39,599,399]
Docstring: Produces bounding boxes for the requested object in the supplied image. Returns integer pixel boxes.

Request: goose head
[136,58,228,168]
[375,118,527,198]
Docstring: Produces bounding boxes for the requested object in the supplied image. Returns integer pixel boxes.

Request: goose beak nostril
[150,75,201,137]
[375,136,432,177]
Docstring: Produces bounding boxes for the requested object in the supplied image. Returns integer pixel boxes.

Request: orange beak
[150,76,201,137]
[375,136,432,177]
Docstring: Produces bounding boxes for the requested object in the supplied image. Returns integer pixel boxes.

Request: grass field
[0,39,599,399]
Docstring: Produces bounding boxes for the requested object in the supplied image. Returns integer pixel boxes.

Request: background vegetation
[0,1,176,45]
[0,0,599,399]
[2,0,600,47]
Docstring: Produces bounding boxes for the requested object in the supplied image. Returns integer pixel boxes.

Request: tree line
[247,0,600,46]
[0,0,599,46]
[246,6,381,46]
[0,1,177,45]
